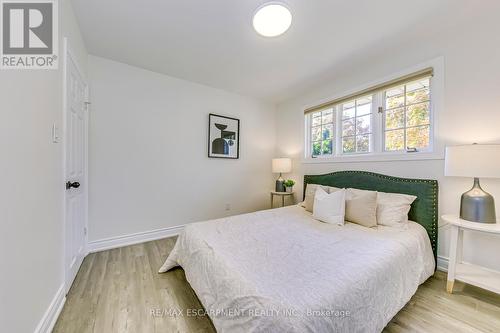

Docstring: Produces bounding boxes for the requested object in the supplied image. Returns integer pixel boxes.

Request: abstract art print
[208,113,240,159]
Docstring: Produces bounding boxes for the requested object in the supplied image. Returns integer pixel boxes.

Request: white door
[64,41,88,293]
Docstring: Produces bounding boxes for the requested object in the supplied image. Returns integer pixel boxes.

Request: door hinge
[84,227,87,235]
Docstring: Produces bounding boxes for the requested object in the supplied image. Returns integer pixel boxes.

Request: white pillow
[377,192,417,227]
[326,186,341,193]
[347,188,417,227]
[312,187,346,225]
[347,188,375,198]
[345,188,378,227]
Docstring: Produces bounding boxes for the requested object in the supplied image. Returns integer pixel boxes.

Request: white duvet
[159,205,435,333]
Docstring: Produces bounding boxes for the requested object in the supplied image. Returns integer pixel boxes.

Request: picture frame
[208,113,240,159]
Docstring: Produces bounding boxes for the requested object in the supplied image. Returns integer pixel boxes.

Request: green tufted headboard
[303,170,438,261]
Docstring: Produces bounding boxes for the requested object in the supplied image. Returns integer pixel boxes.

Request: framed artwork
[208,113,240,159]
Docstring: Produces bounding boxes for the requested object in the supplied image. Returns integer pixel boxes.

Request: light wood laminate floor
[54,238,500,333]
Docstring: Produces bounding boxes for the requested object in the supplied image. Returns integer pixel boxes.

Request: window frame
[303,58,444,163]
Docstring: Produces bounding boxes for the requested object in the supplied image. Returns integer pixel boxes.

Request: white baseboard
[34,284,66,333]
[437,255,449,272]
[88,224,185,253]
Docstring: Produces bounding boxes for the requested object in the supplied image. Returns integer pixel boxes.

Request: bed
[159,171,438,333]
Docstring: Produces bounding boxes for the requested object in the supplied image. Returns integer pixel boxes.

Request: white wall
[88,56,276,242]
[1,3,498,331]
[0,1,87,332]
[276,3,500,271]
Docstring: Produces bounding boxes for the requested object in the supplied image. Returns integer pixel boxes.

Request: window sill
[302,151,444,164]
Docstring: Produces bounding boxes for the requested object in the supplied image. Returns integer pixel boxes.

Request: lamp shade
[445,144,500,178]
[272,158,292,173]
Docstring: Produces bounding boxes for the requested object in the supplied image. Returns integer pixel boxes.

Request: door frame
[62,37,89,293]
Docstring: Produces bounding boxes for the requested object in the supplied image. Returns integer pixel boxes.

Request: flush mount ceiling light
[253,2,292,37]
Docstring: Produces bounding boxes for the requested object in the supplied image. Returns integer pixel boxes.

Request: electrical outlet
[225,204,231,211]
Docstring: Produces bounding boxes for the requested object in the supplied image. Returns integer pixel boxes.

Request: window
[305,68,434,159]
[383,78,430,152]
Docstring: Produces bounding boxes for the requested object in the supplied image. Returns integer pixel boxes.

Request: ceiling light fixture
[253,2,292,37]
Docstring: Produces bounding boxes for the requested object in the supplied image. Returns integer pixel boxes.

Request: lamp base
[460,178,496,223]
[275,174,285,192]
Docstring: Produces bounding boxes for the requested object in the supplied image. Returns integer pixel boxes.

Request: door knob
[66,181,81,189]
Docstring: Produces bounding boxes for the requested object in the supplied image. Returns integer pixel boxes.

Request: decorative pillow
[377,192,417,227]
[312,187,346,225]
[302,183,332,212]
[326,186,342,193]
[345,188,378,227]
[348,188,417,227]
[347,188,374,198]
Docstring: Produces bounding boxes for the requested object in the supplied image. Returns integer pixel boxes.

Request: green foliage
[312,141,321,155]
[284,179,295,187]
[312,118,333,156]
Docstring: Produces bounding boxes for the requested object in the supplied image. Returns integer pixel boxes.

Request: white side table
[270,191,294,208]
[442,214,500,294]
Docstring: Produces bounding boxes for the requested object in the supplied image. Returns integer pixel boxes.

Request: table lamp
[272,158,291,192]
[445,144,500,223]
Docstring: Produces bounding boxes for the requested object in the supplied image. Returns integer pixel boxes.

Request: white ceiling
[71,0,459,103]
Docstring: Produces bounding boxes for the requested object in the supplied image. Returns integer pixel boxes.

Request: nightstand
[442,214,500,294]
[270,191,294,208]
